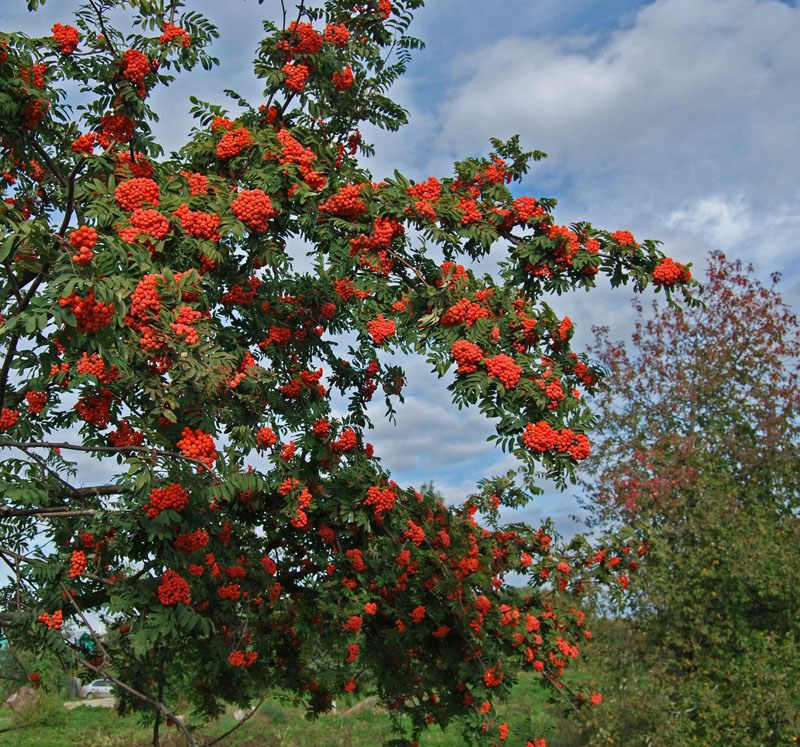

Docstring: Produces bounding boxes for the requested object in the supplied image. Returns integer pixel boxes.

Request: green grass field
[0,672,589,746]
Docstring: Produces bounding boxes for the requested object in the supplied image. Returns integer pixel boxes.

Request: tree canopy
[0,2,694,744]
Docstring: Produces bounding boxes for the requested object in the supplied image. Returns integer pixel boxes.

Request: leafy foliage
[578,252,800,745]
[0,2,694,745]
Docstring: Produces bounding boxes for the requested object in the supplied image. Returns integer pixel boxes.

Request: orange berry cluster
[319,184,367,221]
[143,483,189,518]
[174,528,210,553]
[0,408,19,431]
[77,352,118,382]
[115,150,153,178]
[485,354,521,389]
[177,427,217,468]
[38,610,63,630]
[440,298,490,328]
[126,274,162,330]
[547,224,581,268]
[228,650,258,667]
[456,196,482,225]
[256,427,277,449]
[366,314,395,345]
[70,132,96,154]
[120,48,151,98]
[74,389,113,427]
[437,262,468,291]
[108,419,144,447]
[611,229,637,247]
[25,391,47,414]
[514,196,544,223]
[452,340,483,373]
[157,570,190,605]
[52,23,79,54]
[160,23,190,47]
[332,427,357,452]
[60,289,114,333]
[69,225,97,265]
[97,113,134,146]
[410,605,426,623]
[169,304,202,345]
[653,257,691,286]
[216,126,254,159]
[275,131,314,169]
[324,23,350,46]
[180,171,210,195]
[285,21,323,55]
[18,64,47,89]
[332,65,354,91]
[114,178,159,210]
[221,276,262,305]
[364,485,397,517]
[378,0,392,19]
[172,203,221,240]
[218,581,242,600]
[231,189,275,232]
[127,207,169,240]
[522,422,590,460]
[68,550,86,578]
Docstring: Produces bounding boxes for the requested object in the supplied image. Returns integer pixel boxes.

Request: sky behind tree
[4,0,798,536]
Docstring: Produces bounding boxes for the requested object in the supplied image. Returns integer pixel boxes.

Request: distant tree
[578,252,800,745]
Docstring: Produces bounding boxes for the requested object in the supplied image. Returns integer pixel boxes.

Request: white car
[81,679,114,699]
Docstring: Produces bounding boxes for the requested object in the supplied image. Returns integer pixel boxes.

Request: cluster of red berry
[172,203,221,240]
[231,189,275,232]
[69,550,87,578]
[69,225,97,266]
[485,354,521,389]
[52,23,79,54]
[115,178,159,210]
[228,650,257,667]
[366,314,395,345]
[119,48,152,98]
[0,408,19,432]
[332,65,354,91]
[59,290,114,333]
[157,570,190,605]
[216,126,254,159]
[38,610,63,630]
[319,183,367,221]
[24,391,47,414]
[143,483,189,518]
[160,23,190,47]
[177,427,217,468]
[174,528,210,553]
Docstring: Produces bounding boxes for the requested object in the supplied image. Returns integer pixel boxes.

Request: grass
[0,672,590,746]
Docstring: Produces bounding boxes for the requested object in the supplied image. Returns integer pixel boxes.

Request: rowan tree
[0,1,694,744]
[577,252,800,745]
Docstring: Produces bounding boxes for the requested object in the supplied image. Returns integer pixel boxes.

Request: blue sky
[4,0,799,537]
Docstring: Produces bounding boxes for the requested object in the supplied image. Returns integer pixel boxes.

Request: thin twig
[201,692,267,747]
[59,581,111,663]
[30,141,69,188]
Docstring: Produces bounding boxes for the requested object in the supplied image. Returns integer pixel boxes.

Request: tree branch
[0,440,221,481]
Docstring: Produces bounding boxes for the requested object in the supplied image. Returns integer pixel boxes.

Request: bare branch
[200,692,266,747]
[59,581,111,663]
